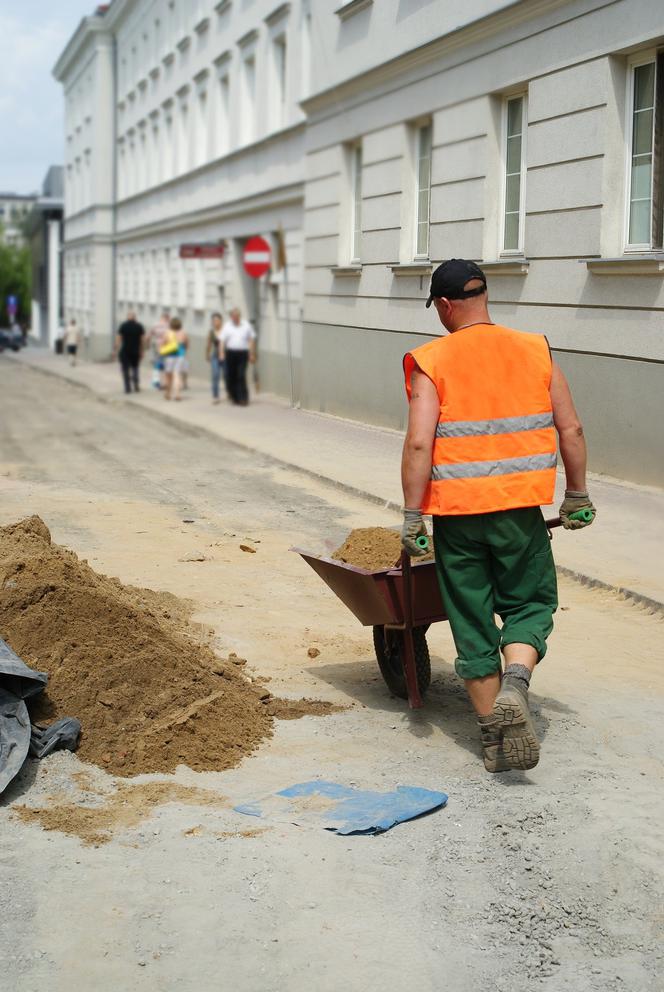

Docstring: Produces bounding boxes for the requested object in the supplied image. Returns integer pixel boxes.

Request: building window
[177,100,189,173]
[272,34,287,130]
[350,143,363,262]
[194,260,205,309]
[414,122,432,258]
[301,1,312,98]
[502,95,526,253]
[216,71,230,156]
[626,55,663,249]
[195,87,208,166]
[139,127,148,190]
[241,53,256,144]
[151,120,160,185]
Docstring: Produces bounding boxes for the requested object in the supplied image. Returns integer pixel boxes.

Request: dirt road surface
[1,362,663,992]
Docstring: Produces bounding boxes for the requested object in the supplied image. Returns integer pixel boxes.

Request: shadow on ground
[309,651,577,774]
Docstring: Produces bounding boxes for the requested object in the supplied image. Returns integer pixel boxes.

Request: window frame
[500,93,528,257]
[240,51,257,145]
[271,32,288,131]
[413,120,433,260]
[624,50,663,252]
[350,142,363,264]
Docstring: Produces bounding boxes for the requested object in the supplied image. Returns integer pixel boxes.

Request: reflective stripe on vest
[431,452,557,481]
[435,412,554,439]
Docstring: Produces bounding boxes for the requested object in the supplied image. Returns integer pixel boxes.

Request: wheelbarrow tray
[292,549,446,628]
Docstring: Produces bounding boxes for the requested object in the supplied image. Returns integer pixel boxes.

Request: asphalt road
[1,361,663,992]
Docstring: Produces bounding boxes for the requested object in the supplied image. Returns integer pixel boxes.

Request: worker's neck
[448,309,492,333]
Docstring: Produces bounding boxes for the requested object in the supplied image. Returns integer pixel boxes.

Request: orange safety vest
[404,323,557,516]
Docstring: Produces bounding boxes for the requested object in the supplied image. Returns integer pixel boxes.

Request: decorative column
[47,218,61,348]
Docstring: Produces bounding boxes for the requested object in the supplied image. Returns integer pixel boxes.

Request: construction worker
[400,259,595,773]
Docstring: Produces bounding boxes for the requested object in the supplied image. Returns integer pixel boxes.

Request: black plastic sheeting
[0,638,80,795]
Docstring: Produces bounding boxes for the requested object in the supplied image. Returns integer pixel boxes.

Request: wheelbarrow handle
[545,516,562,529]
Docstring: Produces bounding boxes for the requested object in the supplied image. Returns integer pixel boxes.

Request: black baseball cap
[425,258,487,307]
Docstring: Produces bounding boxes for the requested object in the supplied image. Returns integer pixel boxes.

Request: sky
[0,0,94,195]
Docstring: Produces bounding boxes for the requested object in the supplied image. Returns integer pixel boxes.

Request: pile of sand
[0,516,334,777]
[333,526,433,571]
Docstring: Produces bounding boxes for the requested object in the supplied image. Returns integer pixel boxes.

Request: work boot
[491,678,540,770]
[478,717,511,773]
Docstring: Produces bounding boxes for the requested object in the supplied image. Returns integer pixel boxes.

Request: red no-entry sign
[243,236,271,278]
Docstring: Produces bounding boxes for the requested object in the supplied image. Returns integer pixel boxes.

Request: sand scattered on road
[0,516,337,778]
[14,777,228,846]
[333,526,433,570]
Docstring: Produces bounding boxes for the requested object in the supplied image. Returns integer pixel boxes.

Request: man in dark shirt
[115,311,145,393]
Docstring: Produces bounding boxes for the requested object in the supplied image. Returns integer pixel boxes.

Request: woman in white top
[64,319,80,366]
[219,308,256,406]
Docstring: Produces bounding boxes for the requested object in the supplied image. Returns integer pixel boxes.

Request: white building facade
[55,0,308,398]
[56,0,664,486]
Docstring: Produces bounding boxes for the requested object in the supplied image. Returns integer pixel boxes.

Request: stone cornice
[238,28,259,49]
[52,12,112,82]
[301,0,573,117]
[335,0,372,21]
[115,180,304,243]
[265,3,291,28]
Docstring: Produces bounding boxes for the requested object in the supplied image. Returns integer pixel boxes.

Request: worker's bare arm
[550,361,587,492]
[401,368,439,509]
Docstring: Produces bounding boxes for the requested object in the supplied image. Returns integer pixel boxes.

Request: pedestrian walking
[115,310,145,393]
[206,312,225,404]
[64,319,80,366]
[147,311,170,389]
[220,308,256,406]
[161,317,188,401]
[400,259,596,773]
[55,321,65,355]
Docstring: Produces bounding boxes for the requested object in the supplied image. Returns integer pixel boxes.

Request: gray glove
[559,491,596,530]
[401,509,429,557]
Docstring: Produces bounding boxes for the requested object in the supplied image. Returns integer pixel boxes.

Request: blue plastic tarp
[234,780,448,835]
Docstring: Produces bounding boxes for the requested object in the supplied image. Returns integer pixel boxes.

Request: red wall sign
[243,236,272,278]
[179,243,225,259]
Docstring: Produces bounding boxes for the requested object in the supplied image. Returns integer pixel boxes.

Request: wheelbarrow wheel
[372,625,431,700]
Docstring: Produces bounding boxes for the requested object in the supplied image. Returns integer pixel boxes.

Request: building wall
[54,0,664,486]
[56,0,309,373]
[301,0,664,487]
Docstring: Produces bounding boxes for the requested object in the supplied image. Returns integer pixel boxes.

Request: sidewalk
[10,347,664,611]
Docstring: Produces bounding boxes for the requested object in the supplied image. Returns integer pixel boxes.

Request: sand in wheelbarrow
[0,516,337,777]
[333,526,433,571]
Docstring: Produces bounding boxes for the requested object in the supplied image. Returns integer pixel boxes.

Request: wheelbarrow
[293,517,564,710]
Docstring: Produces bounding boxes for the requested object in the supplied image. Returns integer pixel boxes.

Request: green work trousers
[433,507,558,680]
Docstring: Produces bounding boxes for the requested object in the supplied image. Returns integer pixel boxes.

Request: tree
[0,222,32,326]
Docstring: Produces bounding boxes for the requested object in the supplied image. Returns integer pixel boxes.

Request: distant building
[0,192,37,245]
[54,0,664,486]
[25,167,64,347]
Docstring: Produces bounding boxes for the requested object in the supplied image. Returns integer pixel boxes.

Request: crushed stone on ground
[0,516,335,777]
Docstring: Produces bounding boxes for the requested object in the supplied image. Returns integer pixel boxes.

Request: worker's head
[230,307,241,325]
[170,317,182,331]
[212,312,223,329]
[127,310,136,321]
[425,259,489,332]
